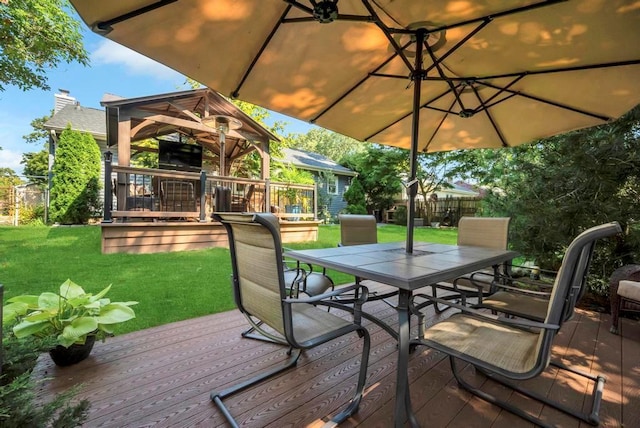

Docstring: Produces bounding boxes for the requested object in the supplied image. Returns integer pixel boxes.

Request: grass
[0,224,457,335]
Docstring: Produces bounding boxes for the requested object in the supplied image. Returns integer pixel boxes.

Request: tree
[414,152,455,222]
[342,177,367,214]
[49,127,102,224]
[0,0,89,92]
[21,149,48,185]
[290,128,365,162]
[22,112,53,145]
[342,145,406,214]
[448,106,640,295]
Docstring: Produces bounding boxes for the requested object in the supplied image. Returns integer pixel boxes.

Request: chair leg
[456,357,604,427]
[211,349,302,427]
[326,326,371,425]
[241,316,288,345]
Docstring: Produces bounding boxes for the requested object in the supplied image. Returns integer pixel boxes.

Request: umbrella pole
[406,29,425,254]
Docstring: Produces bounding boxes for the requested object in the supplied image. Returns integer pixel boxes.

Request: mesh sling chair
[410,222,621,427]
[337,214,398,302]
[210,213,371,426]
[472,222,619,323]
[428,217,511,313]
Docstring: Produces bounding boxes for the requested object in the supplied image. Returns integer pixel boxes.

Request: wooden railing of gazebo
[103,157,317,223]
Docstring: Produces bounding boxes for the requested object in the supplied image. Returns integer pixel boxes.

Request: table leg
[395,289,420,428]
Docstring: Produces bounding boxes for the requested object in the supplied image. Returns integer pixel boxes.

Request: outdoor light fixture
[201,115,242,174]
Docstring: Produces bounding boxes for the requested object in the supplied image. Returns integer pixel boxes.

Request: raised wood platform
[101,220,321,254]
[33,299,640,427]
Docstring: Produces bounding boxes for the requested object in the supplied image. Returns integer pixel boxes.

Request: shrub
[18,204,45,225]
[50,127,102,224]
[1,325,90,427]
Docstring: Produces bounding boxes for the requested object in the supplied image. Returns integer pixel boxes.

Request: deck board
[32,300,639,428]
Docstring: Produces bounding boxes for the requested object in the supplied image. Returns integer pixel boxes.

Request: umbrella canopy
[70,0,640,250]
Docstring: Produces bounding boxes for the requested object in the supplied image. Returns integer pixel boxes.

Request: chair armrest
[285,283,369,325]
[287,283,368,304]
[412,293,560,331]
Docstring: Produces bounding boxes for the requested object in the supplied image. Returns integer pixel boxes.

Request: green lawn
[0,224,457,335]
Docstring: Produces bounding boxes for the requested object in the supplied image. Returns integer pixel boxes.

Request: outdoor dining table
[285,241,518,427]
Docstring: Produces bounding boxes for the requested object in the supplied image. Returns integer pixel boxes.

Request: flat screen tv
[158,140,202,172]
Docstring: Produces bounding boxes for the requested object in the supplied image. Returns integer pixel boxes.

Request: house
[277,148,357,218]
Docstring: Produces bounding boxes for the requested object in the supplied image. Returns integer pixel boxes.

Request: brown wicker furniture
[609,264,640,334]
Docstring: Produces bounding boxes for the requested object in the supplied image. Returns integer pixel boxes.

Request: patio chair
[210,213,370,426]
[338,214,378,246]
[429,216,511,313]
[474,222,621,323]
[337,214,398,302]
[411,222,621,427]
[609,264,640,334]
[160,180,196,212]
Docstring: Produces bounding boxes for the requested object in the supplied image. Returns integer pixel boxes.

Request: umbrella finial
[312,0,339,24]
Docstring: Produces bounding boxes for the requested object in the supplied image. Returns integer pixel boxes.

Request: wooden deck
[32,297,640,427]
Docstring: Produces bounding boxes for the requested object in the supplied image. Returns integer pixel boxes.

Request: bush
[50,127,102,224]
[394,205,407,225]
[18,204,45,225]
[346,204,367,214]
[1,325,90,427]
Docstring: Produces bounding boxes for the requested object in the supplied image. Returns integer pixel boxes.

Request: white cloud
[92,40,184,81]
[0,148,24,176]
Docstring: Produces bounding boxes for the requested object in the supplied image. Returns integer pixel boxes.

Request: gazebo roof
[100,88,279,146]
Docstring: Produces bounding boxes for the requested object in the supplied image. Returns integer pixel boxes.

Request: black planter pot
[49,335,96,367]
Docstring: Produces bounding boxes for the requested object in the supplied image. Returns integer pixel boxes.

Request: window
[327,176,339,195]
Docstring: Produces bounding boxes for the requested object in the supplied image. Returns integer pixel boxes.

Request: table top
[286,242,518,291]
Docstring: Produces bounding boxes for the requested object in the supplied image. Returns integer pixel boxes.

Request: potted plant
[2,279,138,366]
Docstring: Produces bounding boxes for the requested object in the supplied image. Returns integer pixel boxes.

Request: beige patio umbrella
[70,0,640,252]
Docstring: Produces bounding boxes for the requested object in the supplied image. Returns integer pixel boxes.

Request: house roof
[44,105,106,139]
[278,148,356,176]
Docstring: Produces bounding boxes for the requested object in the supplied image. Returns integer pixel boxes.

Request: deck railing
[104,158,317,222]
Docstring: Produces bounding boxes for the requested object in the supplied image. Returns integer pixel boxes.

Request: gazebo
[99,88,320,253]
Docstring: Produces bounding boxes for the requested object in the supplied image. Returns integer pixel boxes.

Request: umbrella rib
[231,5,292,99]
[480,80,612,121]
[360,0,415,72]
[473,76,526,111]
[471,86,509,147]
[473,59,640,81]
[311,42,412,123]
[424,43,466,112]
[423,19,490,77]
[364,86,456,141]
[423,99,458,152]
[93,0,177,33]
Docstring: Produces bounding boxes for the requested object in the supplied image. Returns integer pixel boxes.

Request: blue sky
[0,24,313,178]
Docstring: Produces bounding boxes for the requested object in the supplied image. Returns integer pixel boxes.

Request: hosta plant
[3,279,138,348]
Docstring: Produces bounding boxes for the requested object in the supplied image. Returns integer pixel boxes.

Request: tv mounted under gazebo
[158,140,202,173]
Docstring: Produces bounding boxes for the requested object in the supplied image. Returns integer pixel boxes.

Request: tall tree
[0,0,89,92]
[290,128,365,162]
[49,127,102,224]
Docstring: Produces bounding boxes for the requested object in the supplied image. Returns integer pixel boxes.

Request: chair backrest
[161,180,196,211]
[339,214,378,246]
[544,222,621,327]
[213,212,287,336]
[457,216,511,250]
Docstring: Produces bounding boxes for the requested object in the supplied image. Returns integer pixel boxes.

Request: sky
[0,20,314,178]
